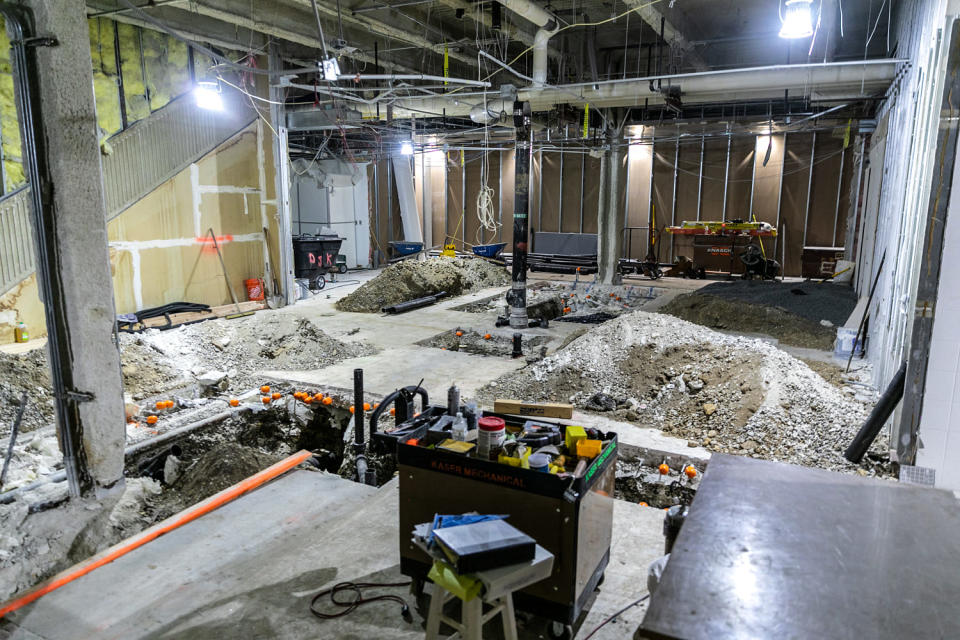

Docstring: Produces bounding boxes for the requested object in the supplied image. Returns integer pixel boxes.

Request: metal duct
[352,60,904,119]
[499,0,558,87]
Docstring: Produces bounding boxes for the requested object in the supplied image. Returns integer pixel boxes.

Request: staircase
[0,89,255,296]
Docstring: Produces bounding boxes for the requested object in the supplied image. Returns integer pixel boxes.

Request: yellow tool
[442,243,457,257]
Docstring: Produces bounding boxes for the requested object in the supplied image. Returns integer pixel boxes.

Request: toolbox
[373,403,617,629]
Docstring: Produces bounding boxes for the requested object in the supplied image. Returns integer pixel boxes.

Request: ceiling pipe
[499,0,559,87]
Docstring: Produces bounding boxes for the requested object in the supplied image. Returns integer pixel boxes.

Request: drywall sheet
[625,142,653,259]
[806,131,845,248]
[393,156,422,243]
[446,151,464,250]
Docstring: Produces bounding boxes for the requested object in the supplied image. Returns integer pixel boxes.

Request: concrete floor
[1,470,665,640]
[261,269,711,463]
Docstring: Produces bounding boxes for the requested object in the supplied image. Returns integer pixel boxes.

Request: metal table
[637,454,960,640]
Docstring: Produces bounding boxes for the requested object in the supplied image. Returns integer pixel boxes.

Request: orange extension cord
[0,449,314,619]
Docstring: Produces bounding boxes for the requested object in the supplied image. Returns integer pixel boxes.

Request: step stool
[425,584,518,640]
[423,544,554,640]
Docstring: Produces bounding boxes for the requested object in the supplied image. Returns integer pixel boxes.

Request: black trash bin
[292,234,344,289]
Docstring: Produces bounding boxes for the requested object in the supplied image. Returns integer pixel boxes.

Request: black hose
[381,291,447,314]
[844,361,907,463]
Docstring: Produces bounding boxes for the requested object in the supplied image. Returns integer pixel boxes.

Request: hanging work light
[193,81,224,111]
[400,141,414,156]
[779,0,814,39]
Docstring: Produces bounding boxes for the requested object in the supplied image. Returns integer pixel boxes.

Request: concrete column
[598,131,624,284]
[20,1,126,495]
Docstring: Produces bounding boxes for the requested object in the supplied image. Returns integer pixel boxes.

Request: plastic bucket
[245,278,265,301]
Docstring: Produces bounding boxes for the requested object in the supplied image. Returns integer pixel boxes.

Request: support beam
[269,45,296,305]
[598,130,623,284]
[13,1,127,496]
[621,0,708,71]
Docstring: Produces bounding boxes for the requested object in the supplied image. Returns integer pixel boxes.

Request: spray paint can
[447,385,460,416]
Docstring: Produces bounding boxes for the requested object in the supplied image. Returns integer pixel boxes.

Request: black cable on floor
[309,581,413,622]
[581,594,650,640]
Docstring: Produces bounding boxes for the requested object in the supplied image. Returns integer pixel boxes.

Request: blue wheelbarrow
[471,242,507,258]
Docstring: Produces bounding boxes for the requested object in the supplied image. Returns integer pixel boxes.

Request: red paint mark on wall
[196,235,234,253]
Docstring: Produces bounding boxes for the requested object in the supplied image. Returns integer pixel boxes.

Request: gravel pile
[0,349,53,436]
[335,257,509,312]
[479,310,884,473]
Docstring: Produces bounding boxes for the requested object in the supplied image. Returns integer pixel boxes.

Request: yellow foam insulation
[117,22,150,123]
[89,17,122,138]
[0,19,24,192]
[141,28,190,111]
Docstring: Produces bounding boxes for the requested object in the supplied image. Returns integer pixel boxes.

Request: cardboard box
[494,399,574,419]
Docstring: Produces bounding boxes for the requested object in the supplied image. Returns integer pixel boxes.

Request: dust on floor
[334,257,509,313]
[0,400,355,602]
[417,328,549,359]
[478,310,885,474]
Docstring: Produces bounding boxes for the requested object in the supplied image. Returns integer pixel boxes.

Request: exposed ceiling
[87,0,897,82]
[86,0,901,153]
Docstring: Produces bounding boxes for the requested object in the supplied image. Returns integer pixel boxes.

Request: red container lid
[478,416,506,431]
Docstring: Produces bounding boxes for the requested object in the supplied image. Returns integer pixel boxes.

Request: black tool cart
[368,386,617,639]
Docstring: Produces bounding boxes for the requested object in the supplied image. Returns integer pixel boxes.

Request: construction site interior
[1,1,959,639]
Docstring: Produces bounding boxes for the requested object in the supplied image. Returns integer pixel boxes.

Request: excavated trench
[123,399,401,523]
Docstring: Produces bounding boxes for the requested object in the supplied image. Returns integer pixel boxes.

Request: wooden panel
[582,154,601,235]
[835,142,853,247]
[652,141,676,261]
[673,139,702,260]
[561,152,583,233]
[725,135,754,220]
[539,152,560,236]
[700,136,727,222]
[806,131,845,248]
[430,161,445,251]
[780,132,814,276]
[501,149,515,247]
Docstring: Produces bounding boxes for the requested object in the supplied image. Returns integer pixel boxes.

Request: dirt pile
[697,280,858,326]
[660,293,837,349]
[479,310,884,472]
[660,280,857,350]
[123,312,376,395]
[335,258,509,312]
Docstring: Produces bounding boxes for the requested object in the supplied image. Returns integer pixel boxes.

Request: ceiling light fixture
[779,0,815,39]
[400,141,414,156]
[193,81,223,111]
